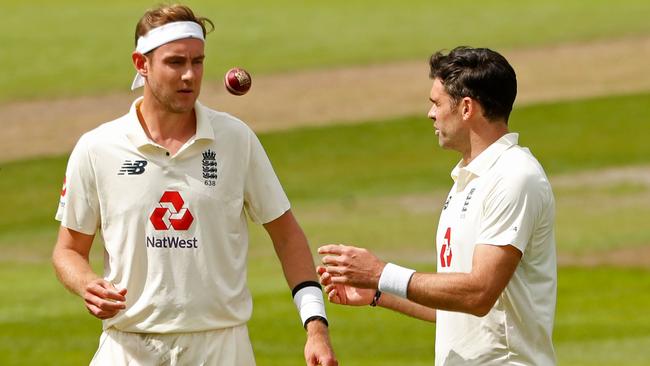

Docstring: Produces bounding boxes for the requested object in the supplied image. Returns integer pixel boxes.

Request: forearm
[274,233,318,287]
[267,212,319,288]
[265,213,337,364]
[407,272,490,316]
[404,245,522,317]
[52,246,99,296]
[265,211,330,329]
[378,291,436,322]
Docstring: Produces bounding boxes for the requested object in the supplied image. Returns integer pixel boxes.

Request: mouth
[177,89,193,94]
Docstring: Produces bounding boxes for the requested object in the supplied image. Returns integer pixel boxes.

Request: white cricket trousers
[89,325,256,366]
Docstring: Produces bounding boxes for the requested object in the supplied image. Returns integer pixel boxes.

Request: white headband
[131,21,205,90]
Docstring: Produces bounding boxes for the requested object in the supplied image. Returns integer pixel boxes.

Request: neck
[137,96,197,155]
[461,120,509,165]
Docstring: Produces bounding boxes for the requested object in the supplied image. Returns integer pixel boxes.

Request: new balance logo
[118,160,148,175]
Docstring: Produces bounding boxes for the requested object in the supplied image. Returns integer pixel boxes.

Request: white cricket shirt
[435,133,557,365]
[56,97,290,333]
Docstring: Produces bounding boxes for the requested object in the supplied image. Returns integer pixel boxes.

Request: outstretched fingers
[317,244,347,256]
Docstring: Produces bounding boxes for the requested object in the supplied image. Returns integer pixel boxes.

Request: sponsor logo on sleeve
[59,176,67,208]
[61,176,67,197]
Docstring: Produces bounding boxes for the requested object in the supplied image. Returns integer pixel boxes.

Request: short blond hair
[134,4,214,47]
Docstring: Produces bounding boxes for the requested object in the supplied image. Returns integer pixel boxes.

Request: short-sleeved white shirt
[56,97,290,333]
[435,133,557,365]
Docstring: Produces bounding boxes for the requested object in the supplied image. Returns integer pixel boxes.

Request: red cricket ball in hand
[224,67,252,96]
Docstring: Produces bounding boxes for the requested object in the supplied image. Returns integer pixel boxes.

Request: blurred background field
[1,0,650,365]
[2,0,650,102]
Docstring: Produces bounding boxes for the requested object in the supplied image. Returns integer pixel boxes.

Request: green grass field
[2,0,650,102]
[1,93,650,364]
[2,1,650,364]
[3,262,647,366]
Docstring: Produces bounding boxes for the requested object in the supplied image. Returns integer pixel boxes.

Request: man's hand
[53,227,127,320]
[318,244,386,289]
[317,266,375,306]
[304,319,338,366]
[83,279,127,319]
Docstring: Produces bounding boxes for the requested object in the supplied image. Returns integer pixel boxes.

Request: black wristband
[370,290,382,307]
[303,315,329,329]
[292,280,322,297]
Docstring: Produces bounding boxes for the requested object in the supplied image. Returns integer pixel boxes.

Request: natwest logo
[150,191,194,230]
[440,227,453,268]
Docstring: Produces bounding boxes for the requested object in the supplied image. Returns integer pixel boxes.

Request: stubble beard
[149,79,197,114]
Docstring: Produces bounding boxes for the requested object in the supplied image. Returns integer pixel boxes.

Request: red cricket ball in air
[224,67,252,96]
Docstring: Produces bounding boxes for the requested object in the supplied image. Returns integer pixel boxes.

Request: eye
[166,58,184,65]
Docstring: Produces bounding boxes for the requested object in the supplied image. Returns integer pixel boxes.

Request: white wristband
[293,286,328,327]
[378,263,416,298]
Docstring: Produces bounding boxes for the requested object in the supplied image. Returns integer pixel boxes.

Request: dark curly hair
[429,47,517,123]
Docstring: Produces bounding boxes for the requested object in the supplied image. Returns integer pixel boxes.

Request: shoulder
[497,146,548,181]
[197,102,256,138]
[74,114,131,153]
[488,145,553,199]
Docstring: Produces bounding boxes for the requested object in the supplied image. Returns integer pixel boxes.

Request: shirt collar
[125,97,215,148]
[450,133,519,189]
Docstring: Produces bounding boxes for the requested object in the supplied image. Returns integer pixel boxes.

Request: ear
[460,97,474,120]
[132,52,148,77]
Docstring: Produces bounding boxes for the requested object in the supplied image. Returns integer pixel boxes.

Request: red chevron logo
[440,227,453,268]
[149,191,194,230]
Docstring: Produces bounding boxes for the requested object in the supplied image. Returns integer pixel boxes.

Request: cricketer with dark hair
[318,46,557,365]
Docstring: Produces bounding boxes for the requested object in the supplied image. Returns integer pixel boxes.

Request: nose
[181,66,195,82]
[428,106,436,121]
